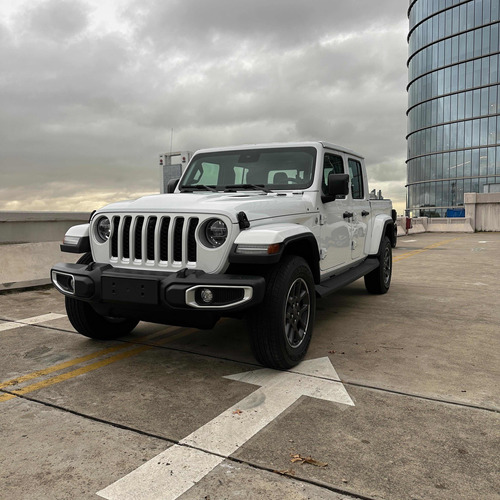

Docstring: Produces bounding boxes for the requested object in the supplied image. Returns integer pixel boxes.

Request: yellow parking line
[0,327,196,403]
[0,344,129,390]
[0,325,178,390]
[393,237,462,263]
[0,346,150,403]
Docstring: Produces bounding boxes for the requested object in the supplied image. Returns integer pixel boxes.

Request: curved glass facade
[407,0,500,217]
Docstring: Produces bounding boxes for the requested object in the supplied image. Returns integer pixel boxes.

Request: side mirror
[322,173,349,202]
[167,178,180,193]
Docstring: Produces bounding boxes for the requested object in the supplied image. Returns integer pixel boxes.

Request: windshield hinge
[237,211,250,229]
[319,214,327,225]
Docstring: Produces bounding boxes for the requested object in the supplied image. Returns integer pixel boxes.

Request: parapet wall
[465,193,500,232]
[0,211,90,244]
[396,217,474,234]
[396,192,500,234]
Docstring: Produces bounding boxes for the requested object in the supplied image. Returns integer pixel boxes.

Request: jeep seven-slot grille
[109,215,199,265]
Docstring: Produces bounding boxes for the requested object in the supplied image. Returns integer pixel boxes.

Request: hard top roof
[193,141,364,159]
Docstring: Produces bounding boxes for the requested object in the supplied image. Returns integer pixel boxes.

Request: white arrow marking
[97,357,353,500]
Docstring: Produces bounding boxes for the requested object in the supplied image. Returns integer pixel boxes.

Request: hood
[98,192,314,223]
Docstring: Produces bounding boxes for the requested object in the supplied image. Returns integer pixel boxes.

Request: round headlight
[96,216,111,242]
[205,219,227,247]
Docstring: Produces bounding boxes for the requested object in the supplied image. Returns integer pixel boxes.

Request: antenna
[170,128,174,155]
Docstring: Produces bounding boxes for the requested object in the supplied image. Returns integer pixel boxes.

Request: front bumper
[51,262,265,315]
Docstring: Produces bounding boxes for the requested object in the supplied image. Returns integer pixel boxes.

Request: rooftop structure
[407,0,500,216]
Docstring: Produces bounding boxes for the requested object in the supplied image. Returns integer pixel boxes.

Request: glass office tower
[407,0,500,217]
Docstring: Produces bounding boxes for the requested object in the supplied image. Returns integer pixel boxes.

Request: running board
[315,257,379,298]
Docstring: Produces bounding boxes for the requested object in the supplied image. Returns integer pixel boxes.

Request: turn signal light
[267,244,280,254]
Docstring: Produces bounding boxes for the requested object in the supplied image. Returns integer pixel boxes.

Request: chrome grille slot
[173,218,184,262]
[147,217,157,261]
[187,218,199,262]
[159,217,170,261]
[134,217,144,260]
[111,217,120,258]
[123,216,132,259]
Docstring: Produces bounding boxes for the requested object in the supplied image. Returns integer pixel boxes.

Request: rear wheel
[364,236,392,294]
[65,253,139,340]
[248,255,315,369]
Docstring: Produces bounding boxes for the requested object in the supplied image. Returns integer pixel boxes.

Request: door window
[348,159,364,199]
[322,154,344,196]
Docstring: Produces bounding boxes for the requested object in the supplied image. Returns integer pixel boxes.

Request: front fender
[61,223,91,253]
[229,223,317,265]
[367,215,393,256]
[233,223,314,246]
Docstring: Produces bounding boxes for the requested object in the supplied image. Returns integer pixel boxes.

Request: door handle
[343,211,353,219]
[361,210,370,216]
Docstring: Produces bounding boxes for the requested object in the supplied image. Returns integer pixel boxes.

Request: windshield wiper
[180,184,218,192]
[224,184,272,193]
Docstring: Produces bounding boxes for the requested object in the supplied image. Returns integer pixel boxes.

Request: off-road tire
[65,253,139,340]
[248,255,315,369]
[391,232,397,248]
[364,236,392,294]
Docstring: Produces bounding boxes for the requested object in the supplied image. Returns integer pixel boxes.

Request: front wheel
[247,255,315,369]
[65,253,139,340]
[364,236,392,294]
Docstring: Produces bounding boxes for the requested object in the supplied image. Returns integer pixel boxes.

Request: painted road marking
[0,345,151,403]
[393,237,462,263]
[0,344,133,390]
[0,327,196,403]
[0,313,66,332]
[0,325,178,390]
[97,357,353,500]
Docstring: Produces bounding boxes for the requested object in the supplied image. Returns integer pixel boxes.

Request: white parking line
[0,313,66,332]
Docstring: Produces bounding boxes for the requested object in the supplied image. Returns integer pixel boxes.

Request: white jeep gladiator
[52,141,395,369]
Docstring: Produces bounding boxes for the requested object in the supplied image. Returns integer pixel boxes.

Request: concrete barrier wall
[1,241,81,290]
[426,217,474,233]
[465,193,500,232]
[396,216,474,234]
[0,212,89,290]
[0,211,90,243]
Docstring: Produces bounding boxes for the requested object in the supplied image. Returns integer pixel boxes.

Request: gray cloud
[132,0,405,52]
[22,0,90,41]
[0,0,409,213]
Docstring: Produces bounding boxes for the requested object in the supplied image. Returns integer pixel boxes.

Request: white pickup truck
[52,141,396,369]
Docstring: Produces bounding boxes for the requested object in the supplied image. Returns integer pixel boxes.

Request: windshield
[179,147,317,191]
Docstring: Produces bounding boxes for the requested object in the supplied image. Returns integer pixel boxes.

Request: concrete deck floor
[0,233,499,500]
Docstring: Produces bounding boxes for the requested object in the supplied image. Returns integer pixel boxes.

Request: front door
[320,153,351,272]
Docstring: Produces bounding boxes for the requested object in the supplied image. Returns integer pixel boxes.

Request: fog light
[200,288,214,303]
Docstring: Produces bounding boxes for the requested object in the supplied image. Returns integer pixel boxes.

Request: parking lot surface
[1,233,499,500]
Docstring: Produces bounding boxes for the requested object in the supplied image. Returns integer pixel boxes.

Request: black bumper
[51,262,265,318]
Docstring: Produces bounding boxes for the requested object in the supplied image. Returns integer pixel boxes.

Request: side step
[315,257,379,298]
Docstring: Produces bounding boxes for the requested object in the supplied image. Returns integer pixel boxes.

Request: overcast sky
[0,0,409,214]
